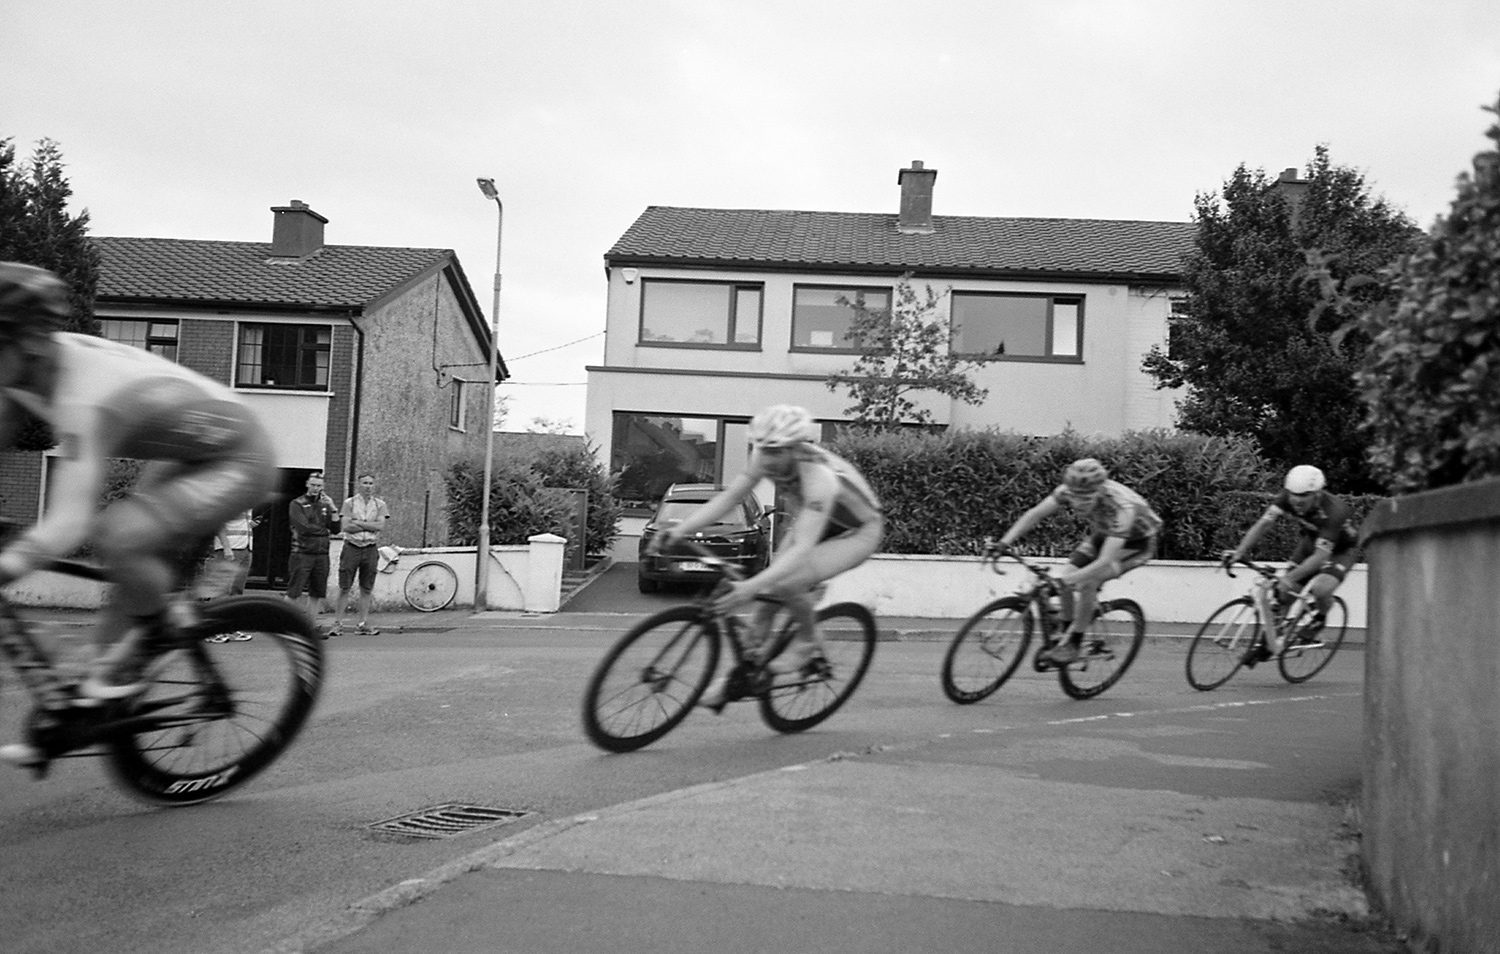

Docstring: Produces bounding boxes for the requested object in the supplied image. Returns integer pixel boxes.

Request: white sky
[5,0,1498,434]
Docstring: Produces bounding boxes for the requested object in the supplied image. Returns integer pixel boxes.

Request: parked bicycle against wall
[0,529,325,805]
[582,542,877,752]
[941,544,1146,703]
[1185,558,1348,691]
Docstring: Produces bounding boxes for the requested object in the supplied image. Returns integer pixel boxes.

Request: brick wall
[178,319,234,385]
[0,450,43,522]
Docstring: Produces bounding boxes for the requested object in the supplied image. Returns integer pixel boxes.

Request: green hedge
[825,427,1383,561]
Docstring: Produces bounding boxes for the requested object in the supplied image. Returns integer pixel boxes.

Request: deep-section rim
[940,596,1033,704]
[758,602,876,733]
[582,605,720,752]
[1058,597,1146,699]
[104,595,325,806]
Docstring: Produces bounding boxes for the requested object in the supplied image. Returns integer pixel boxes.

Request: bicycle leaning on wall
[941,543,1147,703]
[1184,558,1349,691]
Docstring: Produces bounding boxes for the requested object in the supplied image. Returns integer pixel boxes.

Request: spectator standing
[332,473,389,636]
[214,509,258,596]
[287,471,340,635]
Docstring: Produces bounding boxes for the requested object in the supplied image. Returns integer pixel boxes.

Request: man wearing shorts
[331,473,388,636]
[287,471,340,632]
[0,262,276,766]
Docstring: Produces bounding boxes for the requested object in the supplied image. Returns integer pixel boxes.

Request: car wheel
[637,574,660,594]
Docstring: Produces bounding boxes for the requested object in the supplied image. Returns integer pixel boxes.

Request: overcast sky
[5,0,1498,433]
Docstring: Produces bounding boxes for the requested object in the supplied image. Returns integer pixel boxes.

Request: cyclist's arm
[1285,537,1334,585]
[0,451,106,581]
[998,495,1061,547]
[1227,506,1281,563]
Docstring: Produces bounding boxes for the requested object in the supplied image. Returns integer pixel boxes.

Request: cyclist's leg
[84,437,275,698]
[760,518,881,667]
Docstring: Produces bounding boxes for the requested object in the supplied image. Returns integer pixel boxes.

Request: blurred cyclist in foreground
[655,404,883,710]
[0,262,276,765]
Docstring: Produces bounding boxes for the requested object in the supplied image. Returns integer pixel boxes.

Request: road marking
[1045,692,1357,726]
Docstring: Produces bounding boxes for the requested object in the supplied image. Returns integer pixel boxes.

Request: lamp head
[476,178,498,200]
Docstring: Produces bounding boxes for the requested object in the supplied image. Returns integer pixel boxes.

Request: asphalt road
[0,602,1392,954]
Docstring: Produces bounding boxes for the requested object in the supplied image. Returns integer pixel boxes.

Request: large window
[236,323,331,389]
[100,319,178,361]
[639,280,762,348]
[613,413,723,508]
[792,285,891,351]
[951,293,1083,360]
[448,381,467,431]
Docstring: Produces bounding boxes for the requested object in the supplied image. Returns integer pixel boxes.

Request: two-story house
[0,200,507,588]
[586,160,1194,515]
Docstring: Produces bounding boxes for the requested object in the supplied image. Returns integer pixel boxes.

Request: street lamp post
[474,177,503,610]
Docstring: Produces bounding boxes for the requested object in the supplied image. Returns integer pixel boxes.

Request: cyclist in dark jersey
[995,458,1162,666]
[657,405,883,709]
[1224,464,1359,646]
[0,264,276,763]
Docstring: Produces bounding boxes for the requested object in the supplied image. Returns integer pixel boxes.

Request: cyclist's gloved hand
[1219,550,1237,570]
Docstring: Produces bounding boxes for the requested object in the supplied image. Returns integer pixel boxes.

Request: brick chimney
[270,199,328,258]
[1271,168,1309,229]
[897,160,937,234]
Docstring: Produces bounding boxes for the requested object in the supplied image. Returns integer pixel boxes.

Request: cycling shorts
[1070,532,1156,573]
[1288,538,1361,582]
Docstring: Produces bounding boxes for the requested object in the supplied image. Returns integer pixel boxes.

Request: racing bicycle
[941,545,1146,703]
[582,542,877,752]
[0,531,325,805]
[1185,558,1348,691]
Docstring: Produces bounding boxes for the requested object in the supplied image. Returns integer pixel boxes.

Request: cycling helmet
[747,404,819,449]
[1284,465,1326,494]
[1062,458,1109,494]
[0,262,69,341]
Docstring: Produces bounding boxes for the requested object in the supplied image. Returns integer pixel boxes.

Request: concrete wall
[1360,478,1500,954]
[3,533,568,615]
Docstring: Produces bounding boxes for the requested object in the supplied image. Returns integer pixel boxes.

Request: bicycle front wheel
[940,597,1033,704]
[1186,597,1258,691]
[1278,596,1348,683]
[582,606,720,752]
[759,602,876,733]
[104,596,325,807]
[1059,598,1146,700]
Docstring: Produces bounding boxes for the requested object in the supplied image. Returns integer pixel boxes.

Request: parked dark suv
[637,483,770,593]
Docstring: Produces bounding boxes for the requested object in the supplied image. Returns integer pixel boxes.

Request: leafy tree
[825,274,988,428]
[1346,96,1500,493]
[0,136,101,450]
[1143,147,1422,493]
[444,458,570,546]
[522,438,622,557]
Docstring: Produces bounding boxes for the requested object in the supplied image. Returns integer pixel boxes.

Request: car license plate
[675,560,710,572]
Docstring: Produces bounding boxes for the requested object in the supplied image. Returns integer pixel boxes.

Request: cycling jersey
[1268,489,1359,552]
[1050,479,1162,543]
[769,444,883,538]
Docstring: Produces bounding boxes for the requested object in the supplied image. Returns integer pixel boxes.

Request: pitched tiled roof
[605,207,1196,282]
[93,236,453,308]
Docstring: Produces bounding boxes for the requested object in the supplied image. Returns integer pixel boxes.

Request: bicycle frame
[1226,559,1317,652]
[982,549,1070,650]
[0,558,109,714]
[674,540,805,681]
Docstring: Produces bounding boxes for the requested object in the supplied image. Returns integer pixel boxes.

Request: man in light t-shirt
[331,473,389,636]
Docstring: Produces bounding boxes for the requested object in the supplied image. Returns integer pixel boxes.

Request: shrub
[444,458,571,547]
[826,427,1380,561]
[1356,95,1500,493]
[514,439,623,557]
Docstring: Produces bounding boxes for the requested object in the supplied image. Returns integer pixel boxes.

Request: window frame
[789,283,893,354]
[949,291,1086,363]
[448,380,467,432]
[235,322,333,391]
[99,318,180,361]
[636,278,764,351]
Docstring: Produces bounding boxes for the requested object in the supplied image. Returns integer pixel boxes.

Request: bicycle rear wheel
[1278,596,1348,683]
[1058,598,1146,700]
[104,596,325,806]
[759,603,876,733]
[940,597,1033,704]
[1186,597,1258,691]
[582,606,720,752]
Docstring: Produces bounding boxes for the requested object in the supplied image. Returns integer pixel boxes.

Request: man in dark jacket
[287,471,340,635]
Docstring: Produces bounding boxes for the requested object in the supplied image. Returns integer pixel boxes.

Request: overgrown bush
[447,441,622,557]
[511,439,622,557]
[826,427,1382,561]
[1355,95,1500,493]
[444,458,571,547]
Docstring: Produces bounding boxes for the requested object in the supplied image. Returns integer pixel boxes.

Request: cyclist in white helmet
[0,262,277,766]
[1223,464,1359,650]
[656,404,883,709]
[993,458,1161,666]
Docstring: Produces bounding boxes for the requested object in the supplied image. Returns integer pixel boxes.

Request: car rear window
[656,500,750,529]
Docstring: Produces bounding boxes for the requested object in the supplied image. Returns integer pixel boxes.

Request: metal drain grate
[367,804,532,839]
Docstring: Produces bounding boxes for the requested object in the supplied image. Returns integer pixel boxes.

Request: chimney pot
[897,160,937,234]
[270,200,328,258]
